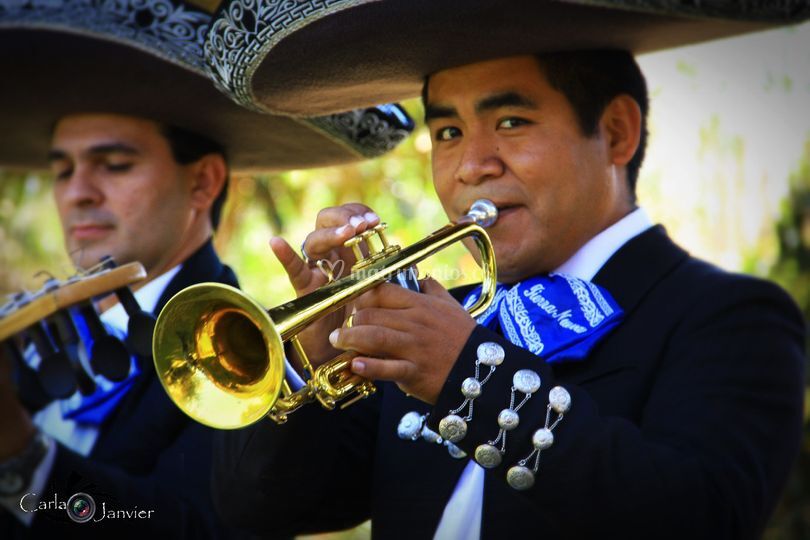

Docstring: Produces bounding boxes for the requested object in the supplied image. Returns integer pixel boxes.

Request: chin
[71,245,112,270]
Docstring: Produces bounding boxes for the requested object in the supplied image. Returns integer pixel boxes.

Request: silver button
[513,369,541,394]
[438,414,468,443]
[477,342,505,366]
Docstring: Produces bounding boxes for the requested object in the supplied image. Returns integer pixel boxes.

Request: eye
[497,117,531,130]
[54,168,73,181]
[50,162,73,180]
[434,126,462,142]
[105,162,133,173]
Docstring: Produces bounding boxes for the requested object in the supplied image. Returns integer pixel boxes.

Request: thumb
[269,236,324,293]
[418,276,451,298]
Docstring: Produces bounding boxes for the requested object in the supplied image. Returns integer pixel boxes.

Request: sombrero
[0,0,414,171]
[202,0,810,116]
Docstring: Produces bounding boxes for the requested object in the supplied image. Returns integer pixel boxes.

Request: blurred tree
[764,140,810,540]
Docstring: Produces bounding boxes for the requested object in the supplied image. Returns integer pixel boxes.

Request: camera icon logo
[66,492,96,523]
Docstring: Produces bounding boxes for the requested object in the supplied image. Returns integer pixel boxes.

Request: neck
[96,225,211,313]
[144,230,210,287]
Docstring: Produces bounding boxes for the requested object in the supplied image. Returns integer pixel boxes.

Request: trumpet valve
[375,223,389,248]
[344,236,366,262]
[346,223,401,272]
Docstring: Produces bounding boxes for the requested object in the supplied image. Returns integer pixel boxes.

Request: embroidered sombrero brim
[205,0,810,116]
[0,3,413,171]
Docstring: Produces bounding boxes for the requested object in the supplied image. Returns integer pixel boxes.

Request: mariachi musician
[0,0,412,537]
[207,1,808,539]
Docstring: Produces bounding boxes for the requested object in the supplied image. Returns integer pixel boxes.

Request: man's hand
[270,203,381,369]
[328,278,477,404]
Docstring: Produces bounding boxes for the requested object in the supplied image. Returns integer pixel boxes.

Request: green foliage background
[1,23,809,540]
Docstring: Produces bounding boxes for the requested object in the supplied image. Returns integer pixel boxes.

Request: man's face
[50,114,196,272]
[427,55,633,283]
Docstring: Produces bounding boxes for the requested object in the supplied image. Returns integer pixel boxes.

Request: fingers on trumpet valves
[300,217,378,265]
[300,205,384,272]
[315,205,380,244]
[344,223,391,264]
[315,204,379,231]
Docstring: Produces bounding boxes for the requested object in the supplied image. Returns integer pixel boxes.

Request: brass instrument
[152,200,499,429]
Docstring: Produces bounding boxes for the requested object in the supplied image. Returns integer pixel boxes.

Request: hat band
[205,0,366,110]
[0,0,212,74]
[308,105,414,159]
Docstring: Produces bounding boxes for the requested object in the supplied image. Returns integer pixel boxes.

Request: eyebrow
[47,143,140,162]
[425,91,539,123]
[476,91,538,113]
[424,103,457,123]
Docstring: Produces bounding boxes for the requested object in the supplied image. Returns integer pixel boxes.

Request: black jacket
[212,226,805,539]
[2,240,241,539]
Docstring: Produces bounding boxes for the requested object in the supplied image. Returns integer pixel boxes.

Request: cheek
[108,179,167,230]
[52,186,68,215]
[431,160,456,208]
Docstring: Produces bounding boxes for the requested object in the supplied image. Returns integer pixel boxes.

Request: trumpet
[152,200,498,429]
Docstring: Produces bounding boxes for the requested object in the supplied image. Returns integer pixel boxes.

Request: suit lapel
[592,225,688,316]
[547,225,688,386]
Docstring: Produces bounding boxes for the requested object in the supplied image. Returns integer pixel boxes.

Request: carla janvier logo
[20,492,155,522]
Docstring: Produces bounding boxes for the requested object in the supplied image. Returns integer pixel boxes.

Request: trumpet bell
[152,283,285,429]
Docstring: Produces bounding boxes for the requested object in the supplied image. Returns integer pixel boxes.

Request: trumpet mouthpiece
[465,199,498,228]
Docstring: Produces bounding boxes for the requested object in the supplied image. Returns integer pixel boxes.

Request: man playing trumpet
[211,2,807,539]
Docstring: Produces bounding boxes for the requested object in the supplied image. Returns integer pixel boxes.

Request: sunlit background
[1,21,809,540]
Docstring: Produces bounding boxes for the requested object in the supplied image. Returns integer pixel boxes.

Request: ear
[599,94,642,168]
[188,153,227,214]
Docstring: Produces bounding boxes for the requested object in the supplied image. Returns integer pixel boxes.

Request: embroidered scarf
[462,273,623,363]
[58,308,139,425]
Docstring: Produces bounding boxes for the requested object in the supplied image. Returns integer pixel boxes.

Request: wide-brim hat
[0,0,414,172]
[203,0,810,116]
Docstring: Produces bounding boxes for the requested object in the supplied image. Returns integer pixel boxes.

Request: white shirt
[433,208,653,540]
[0,265,180,525]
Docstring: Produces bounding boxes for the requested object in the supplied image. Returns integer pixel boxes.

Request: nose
[453,132,504,185]
[57,164,103,208]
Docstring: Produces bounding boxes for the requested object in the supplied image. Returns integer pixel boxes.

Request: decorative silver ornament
[397,411,423,440]
[438,414,468,443]
[532,428,554,450]
[477,341,505,366]
[497,409,520,431]
[446,442,467,459]
[549,386,572,414]
[461,377,482,399]
[474,444,503,468]
[513,369,541,394]
[506,465,535,490]
[421,426,443,445]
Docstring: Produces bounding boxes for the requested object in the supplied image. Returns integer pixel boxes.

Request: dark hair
[160,125,229,230]
[534,50,648,198]
[421,50,649,198]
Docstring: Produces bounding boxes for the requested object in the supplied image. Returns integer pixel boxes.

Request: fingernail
[329,329,340,346]
[352,359,365,374]
[364,212,379,223]
[349,215,365,228]
[336,224,350,235]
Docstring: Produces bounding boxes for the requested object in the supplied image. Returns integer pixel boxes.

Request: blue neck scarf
[462,273,623,363]
[58,308,140,426]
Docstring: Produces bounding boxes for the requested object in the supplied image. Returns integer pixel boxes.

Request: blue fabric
[462,273,623,363]
[59,307,139,425]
